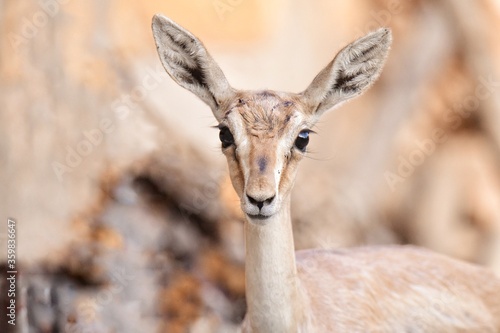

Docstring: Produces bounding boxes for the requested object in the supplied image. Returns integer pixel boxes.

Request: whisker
[209,145,224,154]
[304,152,333,162]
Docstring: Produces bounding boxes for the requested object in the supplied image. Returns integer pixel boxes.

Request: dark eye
[294,130,310,152]
[219,127,234,148]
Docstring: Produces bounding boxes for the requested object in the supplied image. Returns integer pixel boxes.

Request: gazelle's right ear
[152,14,233,121]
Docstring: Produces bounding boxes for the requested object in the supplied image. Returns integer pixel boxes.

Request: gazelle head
[152,14,392,224]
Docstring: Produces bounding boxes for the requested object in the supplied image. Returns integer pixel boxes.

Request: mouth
[246,213,272,220]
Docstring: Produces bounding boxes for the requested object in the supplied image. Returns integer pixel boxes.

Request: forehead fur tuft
[235,92,301,138]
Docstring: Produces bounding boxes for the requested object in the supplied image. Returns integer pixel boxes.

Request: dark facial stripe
[258,156,268,173]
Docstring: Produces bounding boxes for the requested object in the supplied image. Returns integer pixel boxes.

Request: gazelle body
[152,14,500,332]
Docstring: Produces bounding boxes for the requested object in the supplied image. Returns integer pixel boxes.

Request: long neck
[244,199,304,332]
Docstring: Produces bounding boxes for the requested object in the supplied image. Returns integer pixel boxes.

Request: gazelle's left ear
[301,28,392,116]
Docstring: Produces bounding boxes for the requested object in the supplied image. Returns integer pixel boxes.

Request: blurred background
[1,0,500,332]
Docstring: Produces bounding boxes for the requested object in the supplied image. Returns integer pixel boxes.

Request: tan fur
[152,14,500,332]
[296,247,500,332]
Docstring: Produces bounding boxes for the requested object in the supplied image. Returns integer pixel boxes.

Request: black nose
[247,195,275,210]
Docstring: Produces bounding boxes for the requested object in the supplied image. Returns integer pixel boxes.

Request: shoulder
[296,244,475,265]
[295,245,498,284]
